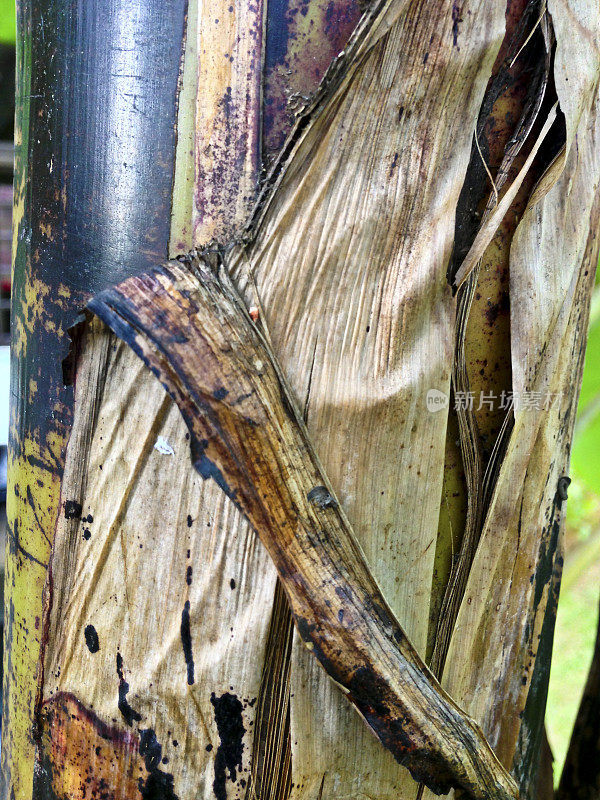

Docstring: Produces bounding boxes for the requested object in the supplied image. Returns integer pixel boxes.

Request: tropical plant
[4,1,600,800]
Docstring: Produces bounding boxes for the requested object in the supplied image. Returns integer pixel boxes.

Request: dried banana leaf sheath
[88,258,517,800]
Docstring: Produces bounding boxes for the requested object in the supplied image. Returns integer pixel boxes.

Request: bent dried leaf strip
[435,93,600,792]
[88,259,518,800]
[229,11,507,793]
[452,102,558,290]
[455,0,600,293]
[430,9,552,679]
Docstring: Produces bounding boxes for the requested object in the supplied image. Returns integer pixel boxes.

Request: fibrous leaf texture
[86,258,518,800]
[35,1,600,800]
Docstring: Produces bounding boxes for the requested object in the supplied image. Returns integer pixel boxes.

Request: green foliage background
[546,282,600,777]
[0,0,15,45]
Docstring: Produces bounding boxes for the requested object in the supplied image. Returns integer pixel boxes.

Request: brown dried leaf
[227,2,506,792]
[432,90,600,794]
[88,258,518,800]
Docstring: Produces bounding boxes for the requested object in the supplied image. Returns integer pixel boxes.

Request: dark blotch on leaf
[64,499,82,519]
[138,729,179,800]
[557,475,571,503]
[84,624,100,653]
[181,601,195,685]
[116,652,142,726]
[140,728,162,770]
[210,692,245,800]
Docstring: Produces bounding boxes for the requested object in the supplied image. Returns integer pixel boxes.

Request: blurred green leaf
[572,409,600,490]
[547,551,600,781]
[0,0,15,44]
[576,306,600,414]
[546,264,600,785]
[570,285,600,491]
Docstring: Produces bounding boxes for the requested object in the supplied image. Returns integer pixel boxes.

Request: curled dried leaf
[452,102,558,290]
[88,257,518,800]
